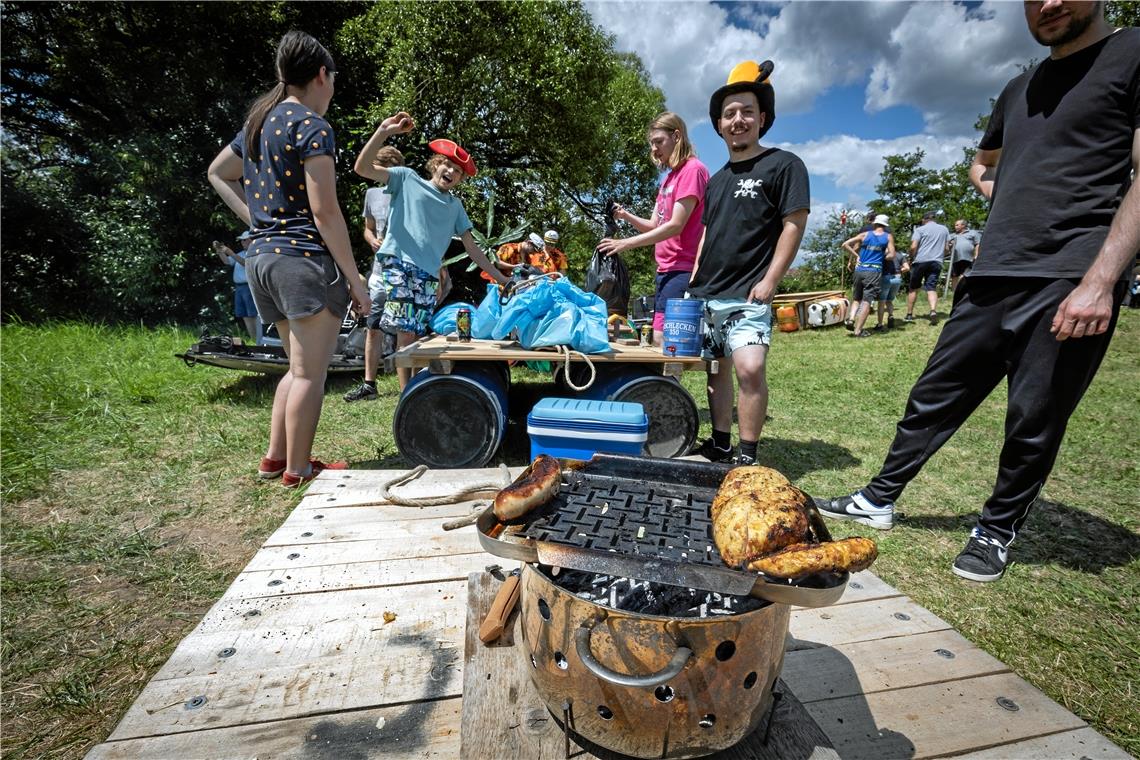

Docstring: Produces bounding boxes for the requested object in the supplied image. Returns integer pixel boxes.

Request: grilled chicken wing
[749,537,878,579]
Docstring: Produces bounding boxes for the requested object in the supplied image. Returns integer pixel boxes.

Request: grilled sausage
[748,537,878,579]
[493,454,562,520]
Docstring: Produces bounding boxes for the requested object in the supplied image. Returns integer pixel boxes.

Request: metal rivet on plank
[935,648,955,659]
[218,648,236,658]
[287,553,300,560]
[996,697,1020,712]
[893,612,911,621]
[849,581,863,589]
[268,579,284,587]
[301,532,313,537]
[313,514,324,520]
[243,609,261,618]
[184,695,208,710]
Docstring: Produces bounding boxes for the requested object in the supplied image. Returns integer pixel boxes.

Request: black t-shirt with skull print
[689,148,810,301]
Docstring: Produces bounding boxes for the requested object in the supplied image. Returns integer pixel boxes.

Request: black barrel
[392,362,510,468]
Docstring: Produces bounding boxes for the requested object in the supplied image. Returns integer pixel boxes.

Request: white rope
[558,345,596,391]
[375,463,512,507]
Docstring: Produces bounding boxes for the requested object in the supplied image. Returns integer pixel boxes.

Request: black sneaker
[929,311,939,325]
[952,528,1009,582]
[815,492,894,530]
[904,313,915,323]
[733,452,757,466]
[343,382,379,403]
[692,437,734,463]
[844,319,855,331]
[887,316,896,329]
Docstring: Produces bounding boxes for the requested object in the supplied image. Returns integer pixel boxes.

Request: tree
[785,209,869,293]
[1,2,665,323]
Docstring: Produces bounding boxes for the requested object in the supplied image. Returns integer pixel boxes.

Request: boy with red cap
[354,112,509,389]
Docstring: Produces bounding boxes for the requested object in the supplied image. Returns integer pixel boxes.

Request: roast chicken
[711,466,877,579]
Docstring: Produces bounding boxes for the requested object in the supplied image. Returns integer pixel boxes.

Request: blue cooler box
[527,398,648,460]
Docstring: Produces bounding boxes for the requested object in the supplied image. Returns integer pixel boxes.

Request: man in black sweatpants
[817,1,1139,582]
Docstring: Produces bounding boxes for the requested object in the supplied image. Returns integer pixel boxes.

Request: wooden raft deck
[87,468,1130,760]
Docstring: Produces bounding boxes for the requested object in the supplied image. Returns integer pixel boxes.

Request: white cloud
[587,1,1041,136]
[775,132,975,189]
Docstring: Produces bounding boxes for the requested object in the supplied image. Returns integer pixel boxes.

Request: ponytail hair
[243,31,335,161]
[647,111,696,171]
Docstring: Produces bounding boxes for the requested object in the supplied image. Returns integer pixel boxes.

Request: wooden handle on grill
[479,572,521,644]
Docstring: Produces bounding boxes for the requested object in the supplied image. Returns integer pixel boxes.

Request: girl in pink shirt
[598,112,709,344]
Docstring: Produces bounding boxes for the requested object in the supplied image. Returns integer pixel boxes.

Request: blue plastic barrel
[662,298,704,357]
[392,362,509,468]
[560,364,698,458]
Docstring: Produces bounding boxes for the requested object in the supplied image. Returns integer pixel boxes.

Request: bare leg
[876,300,886,327]
[707,357,736,434]
[266,319,293,463]
[280,308,342,475]
[906,289,919,316]
[241,317,259,341]
[732,344,769,441]
[653,329,664,347]
[363,328,382,383]
[848,300,860,324]
[853,301,872,333]
[927,288,939,314]
[395,330,418,390]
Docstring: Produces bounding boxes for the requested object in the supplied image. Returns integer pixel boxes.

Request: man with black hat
[818,1,1139,583]
[689,60,810,466]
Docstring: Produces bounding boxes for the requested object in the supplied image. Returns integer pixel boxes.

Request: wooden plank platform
[88,468,1130,760]
[391,334,708,375]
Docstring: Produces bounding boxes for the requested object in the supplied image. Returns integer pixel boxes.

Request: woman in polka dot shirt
[208,31,368,488]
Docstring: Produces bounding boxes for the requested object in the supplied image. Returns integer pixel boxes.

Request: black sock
[739,440,758,461]
[363,379,376,389]
[712,429,731,450]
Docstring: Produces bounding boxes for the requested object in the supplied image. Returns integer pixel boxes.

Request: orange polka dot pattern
[229,102,336,258]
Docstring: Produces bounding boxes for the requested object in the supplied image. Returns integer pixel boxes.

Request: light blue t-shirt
[378,166,473,275]
[229,258,248,285]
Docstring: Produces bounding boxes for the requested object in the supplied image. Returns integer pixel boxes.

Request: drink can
[456,308,472,342]
[639,324,653,347]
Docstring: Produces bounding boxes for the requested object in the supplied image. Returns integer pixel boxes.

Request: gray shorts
[852,270,882,302]
[246,253,350,323]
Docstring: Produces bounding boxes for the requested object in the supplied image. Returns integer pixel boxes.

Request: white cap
[543,229,560,244]
[873,214,890,227]
[527,232,545,249]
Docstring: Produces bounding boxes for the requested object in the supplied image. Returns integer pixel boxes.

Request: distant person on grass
[598,111,710,347]
[208,31,369,488]
[344,145,405,404]
[212,230,260,340]
[353,112,510,391]
[841,214,895,337]
[688,60,810,466]
[818,1,1139,583]
[947,219,982,291]
[904,210,950,324]
[876,243,908,332]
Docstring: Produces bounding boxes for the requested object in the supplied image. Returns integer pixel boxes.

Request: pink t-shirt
[653,157,709,273]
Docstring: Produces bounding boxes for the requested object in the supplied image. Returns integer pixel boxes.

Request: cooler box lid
[528,398,647,431]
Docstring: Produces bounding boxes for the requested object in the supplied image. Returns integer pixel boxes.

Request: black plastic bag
[584,198,630,316]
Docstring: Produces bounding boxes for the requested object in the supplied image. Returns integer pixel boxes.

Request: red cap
[428,139,477,176]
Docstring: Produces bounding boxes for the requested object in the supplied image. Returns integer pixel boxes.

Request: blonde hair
[425,153,449,176]
[647,111,696,170]
[374,145,405,168]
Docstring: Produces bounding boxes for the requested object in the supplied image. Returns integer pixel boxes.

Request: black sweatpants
[863,277,1125,546]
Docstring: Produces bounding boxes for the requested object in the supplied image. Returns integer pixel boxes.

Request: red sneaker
[281,459,348,488]
[258,456,287,480]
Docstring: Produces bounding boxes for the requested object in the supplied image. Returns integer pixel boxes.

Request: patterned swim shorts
[377,256,439,336]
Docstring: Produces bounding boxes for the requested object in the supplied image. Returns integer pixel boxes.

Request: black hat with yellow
[708,60,776,138]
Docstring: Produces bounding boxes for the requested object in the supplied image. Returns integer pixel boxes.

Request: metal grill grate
[520,472,728,569]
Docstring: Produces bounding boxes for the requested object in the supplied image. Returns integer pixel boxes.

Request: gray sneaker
[343,382,379,403]
[814,492,895,530]
[951,528,1009,582]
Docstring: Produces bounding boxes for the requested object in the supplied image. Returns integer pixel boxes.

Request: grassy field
[2,304,1138,758]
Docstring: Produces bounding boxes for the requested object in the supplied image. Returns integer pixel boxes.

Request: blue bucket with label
[393,362,509,468]
[662,298,704,357]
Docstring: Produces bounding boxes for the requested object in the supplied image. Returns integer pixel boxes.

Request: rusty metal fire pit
[519,563,790,759]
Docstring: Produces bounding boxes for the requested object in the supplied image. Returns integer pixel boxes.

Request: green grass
[1,306,1137,757]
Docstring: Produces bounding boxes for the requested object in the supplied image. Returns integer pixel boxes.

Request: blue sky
[586,0,1043,233]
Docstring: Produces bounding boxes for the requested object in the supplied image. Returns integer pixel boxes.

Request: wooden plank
[390,334,706,369]
[953,726,1132,759]
[262,507,484,548]
[788,596,951,650]
[459,572,841,760]
[804,672,1088,759]
[242,536,487,572]
[223,553,502,600]
[87,697,461,759]
[109,582,468,740]
[305,465,522,496]
[822,570,901,606]
[782,629,1009,703]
